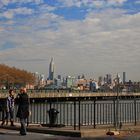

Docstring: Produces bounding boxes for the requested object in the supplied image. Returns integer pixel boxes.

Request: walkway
[0,128,70,140]
[1,122,140,139]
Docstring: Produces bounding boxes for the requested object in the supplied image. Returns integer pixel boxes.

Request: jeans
[20,118,27,135]
[5,110,14,121]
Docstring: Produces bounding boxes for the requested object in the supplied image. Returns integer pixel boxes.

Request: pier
[0,90,140,101]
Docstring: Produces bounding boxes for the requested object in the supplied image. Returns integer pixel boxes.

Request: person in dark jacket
[16,87,29,135]
[0,98,7,126]
[1,89,15,126]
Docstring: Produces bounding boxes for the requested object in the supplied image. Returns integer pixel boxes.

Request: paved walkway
[0,122,109,137]
[0,128,73,140]
[1,122,140,139]
[1,129,140,140]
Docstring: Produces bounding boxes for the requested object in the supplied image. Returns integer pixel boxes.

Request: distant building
[33,72,40,86]
[106,74,112,84]
[81,74,85,79]
[123,72,126,84]
[39,74,46,87]
[98,76,104,86]
[48,58,54,80]
[89,79,99,92]
[66,76,76,88]
[54,78,62,87]
[57,75,61,80]
[46,80,54,85]
[76,78,89,90]
[33,72,46,89]
[78,75,81,79]
[77,74,85,79]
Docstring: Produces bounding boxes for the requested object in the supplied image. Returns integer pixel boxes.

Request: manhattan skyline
[0,0,140,81]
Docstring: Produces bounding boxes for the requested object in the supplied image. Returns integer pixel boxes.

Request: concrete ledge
[27,126,81,137]
[0,125,81,137]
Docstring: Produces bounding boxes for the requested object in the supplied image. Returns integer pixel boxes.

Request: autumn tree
[0,64,35,89]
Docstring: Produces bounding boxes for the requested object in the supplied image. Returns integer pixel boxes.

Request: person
[16,87,29,135]
[1,98,7,126]
[1,89,15,126]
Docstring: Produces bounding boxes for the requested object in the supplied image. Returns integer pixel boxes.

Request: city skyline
[42,59,127,83]
[0,0,140,81]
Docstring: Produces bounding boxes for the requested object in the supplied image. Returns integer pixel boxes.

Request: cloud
[39,4,56,12]
[0,0,43,7]
[135,0,140,4]
[0,7,34,19]
[107,0,128,5]
[0,3,140,80]
[57,0,128,8]
[1,11,14,19]
[0,0,11,6]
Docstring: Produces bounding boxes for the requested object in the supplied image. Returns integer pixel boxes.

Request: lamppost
[115,73,120,130]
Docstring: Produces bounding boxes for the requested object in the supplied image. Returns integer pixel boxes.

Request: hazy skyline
[0,0,140,81]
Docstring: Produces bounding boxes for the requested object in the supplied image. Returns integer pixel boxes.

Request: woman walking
[1,89,15,126]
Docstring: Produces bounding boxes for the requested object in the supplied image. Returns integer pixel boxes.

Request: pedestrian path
[1,121,140,139]
[0,128,66,140]
[1,128,140,140]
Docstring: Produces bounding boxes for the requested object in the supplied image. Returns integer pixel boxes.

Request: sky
[0,0,140,81]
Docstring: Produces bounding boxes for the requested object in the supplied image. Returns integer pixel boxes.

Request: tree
[0,64,35,88]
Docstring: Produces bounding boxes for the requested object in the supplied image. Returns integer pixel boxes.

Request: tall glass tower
[48,58,54,80]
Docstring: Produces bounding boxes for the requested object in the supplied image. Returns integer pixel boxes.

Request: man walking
[16,88,29,135]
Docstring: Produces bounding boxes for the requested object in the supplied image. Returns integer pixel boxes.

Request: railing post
[114,73,120,130]
[74,99,76,130]
[93,99,96,128]
[49,100,52,109]
[113,99,116,127]
[78,98,81,130]
[134,97,137,126]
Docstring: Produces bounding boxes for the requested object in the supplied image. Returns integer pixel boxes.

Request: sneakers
[20,133,27,136]
[20,134,26,136]
[1,120,5,126]
[11,124,15,127]
[10,121,15,126]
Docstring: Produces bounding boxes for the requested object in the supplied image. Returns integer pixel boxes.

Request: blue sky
[0,0,140,81]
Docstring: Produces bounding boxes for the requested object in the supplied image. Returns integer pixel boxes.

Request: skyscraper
[48,58,54,80]
[123,72,126,84]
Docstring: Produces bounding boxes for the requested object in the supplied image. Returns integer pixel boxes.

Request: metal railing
[0,99,138,130]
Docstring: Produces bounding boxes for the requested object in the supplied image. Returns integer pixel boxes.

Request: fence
[1,99,140,130]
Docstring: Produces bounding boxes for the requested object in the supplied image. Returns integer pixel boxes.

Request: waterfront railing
[1,99,139,130]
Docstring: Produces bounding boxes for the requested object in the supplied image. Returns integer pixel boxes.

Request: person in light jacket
[16,88,29,135]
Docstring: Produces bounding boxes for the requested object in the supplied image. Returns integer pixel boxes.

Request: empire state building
[48,58,54,80]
